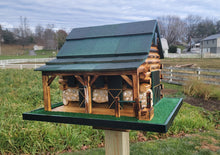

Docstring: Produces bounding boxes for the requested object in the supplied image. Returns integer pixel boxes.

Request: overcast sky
[1,0,220,32]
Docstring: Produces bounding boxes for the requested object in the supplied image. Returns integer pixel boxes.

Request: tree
[43,24,56,50]
[56,29,67,49]
[35,25,44,45]
[2,29,16,44]
[157,15,186,45]
[16,16,33,48]
[185,15,202,43]
[195,18,216,38]
[215,20,220,33]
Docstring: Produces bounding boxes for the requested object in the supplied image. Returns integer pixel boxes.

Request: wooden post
[42,73,51,111]
[197,67,200,80]
[105,130,129,155]
[132,73,140,118]
[115,97,120,117]
[84,75,92,114]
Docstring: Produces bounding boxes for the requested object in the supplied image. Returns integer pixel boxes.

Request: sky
[0,0,220,32]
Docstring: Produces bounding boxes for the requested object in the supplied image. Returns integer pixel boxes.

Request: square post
[105,130,129,155]
[115,97,120,117]
[42,73,51,111]
[132,72,140,118]
[84,75,92,113]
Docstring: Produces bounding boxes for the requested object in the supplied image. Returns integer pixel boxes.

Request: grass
[0,69,219,154]
[67,130,220,155]
[0,44,57,60]
[161,58,220,69]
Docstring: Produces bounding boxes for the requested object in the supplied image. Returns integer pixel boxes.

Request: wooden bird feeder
[23,20,182,155]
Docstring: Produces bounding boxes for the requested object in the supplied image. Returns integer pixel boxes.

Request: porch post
[42,72,51,111]
[132,72,140,118]
[84,75,92,113]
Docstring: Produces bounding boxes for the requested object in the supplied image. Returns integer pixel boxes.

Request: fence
[0,58,54,65]
[162,67,220,86]
[0,63,44,69]
[165,53,220,58]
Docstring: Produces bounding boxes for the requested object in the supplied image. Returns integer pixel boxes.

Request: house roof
[202,34,220,41]
[36,20,163,72]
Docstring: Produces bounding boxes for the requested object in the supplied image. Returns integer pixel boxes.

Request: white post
[197,67,200,80]
[105,130,129,155]
[169,67,173,82]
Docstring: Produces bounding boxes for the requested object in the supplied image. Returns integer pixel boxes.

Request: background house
[201,34,220,53]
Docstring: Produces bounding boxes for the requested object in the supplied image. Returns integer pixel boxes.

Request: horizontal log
[139,72,151,80]
[150,46,158,51]
[137,64,149,73]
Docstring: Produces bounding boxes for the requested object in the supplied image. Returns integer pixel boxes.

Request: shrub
[168,45,177,53]
[183,78,217,100]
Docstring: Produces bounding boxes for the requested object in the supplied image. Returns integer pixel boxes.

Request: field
[0,69,219,154]
[0,44,57,60]
[161,58,220,69]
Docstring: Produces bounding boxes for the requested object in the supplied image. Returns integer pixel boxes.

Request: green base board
[23,98,183,133]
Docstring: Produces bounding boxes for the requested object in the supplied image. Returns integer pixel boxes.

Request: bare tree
[185,15,202,43]
[35,25,44,45]
[43,24,56,50]
[157,15,186,45]
[16,16,33,48]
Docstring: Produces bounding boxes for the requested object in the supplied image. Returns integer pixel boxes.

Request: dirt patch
[184,97,220,111]
[162,89,220,111]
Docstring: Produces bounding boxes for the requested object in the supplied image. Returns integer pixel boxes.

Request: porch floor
[52,102,135,117]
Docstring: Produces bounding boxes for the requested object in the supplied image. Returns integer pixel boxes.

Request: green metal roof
[57,34,152,57]
[66,20,157,40]
[36,20,163,72]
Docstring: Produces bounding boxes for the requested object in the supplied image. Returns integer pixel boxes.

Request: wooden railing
[162,67,220,86]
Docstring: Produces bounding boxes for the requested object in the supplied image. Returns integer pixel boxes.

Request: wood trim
[90,75,99,86]
[42,70,137,76]
[121,75,133,87]
[48,75,56,86]
[75,75,85,85]
[115,97,120,117]
[42,74,51,111]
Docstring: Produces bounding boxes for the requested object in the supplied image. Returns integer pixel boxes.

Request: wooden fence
[162,67,220,86]
[0,63,44,69]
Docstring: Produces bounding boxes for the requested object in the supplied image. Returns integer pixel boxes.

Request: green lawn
[0,69,219,154]
[64,130,220,155]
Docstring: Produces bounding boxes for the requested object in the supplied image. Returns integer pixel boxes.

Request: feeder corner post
[42,72,51,111]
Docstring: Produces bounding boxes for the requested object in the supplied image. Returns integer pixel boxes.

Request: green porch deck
[23,97,183,133]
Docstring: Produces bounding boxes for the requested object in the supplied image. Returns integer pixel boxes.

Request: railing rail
[162,66,220,85]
